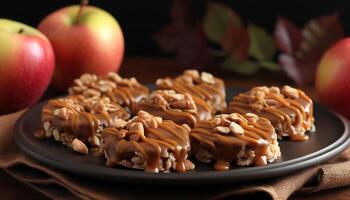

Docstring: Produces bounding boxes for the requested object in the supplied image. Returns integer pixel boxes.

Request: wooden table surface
[1,56,350,200]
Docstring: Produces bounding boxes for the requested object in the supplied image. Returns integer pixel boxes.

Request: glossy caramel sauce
[41,95,130,146]
[102,111,194,172]
[156,70,226,113]
[190,113,278,171]
[228,86,314,141]
[133,90,212,127]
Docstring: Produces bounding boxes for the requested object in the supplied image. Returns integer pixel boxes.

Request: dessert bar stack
[36,70,315,172]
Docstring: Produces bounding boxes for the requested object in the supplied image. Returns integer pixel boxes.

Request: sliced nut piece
[256,86,269,93]
[169,153,176,162]
[152,94,167,107]
[131,156,143,164]
[282,85,299,99]
[214,126,231,134]
[200,72,215,84]
[53,129,60,141]
[54,108,70,120]
[253,90,265,99]
[154,117,163,125]
[149,118,158,129]
[108,72,122,82]
[129,122,144,137]
[156,78,173,87]
[92,135,100,146]
[230,122,244,135]
[137,110,152,120]
[161,150,170,158]
[215,114,229,119]
[84,89,101,97]
[71,139,88,154]
[165,159,172,170]
[43,121,51,131]
[113,118,127,128]
[80,73,97,84]
[269,86,280,94]
[73,79,83,86]
[229,113,241,121]
[245,113,258,122]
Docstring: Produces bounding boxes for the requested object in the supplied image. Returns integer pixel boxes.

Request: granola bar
[156,70,226,114]
[39,95,130,154]
[190,113,281,171]
[133,90,212,128]
[228,86,314,141]
[102,111,195,173]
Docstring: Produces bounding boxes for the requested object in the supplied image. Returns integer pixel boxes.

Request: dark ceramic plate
[14,88,350,185]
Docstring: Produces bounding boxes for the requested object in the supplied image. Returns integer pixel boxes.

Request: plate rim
[14,96,350,185]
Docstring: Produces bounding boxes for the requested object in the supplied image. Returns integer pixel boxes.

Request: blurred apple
[0,19,55,114]
[38,0,124,90]
[315,38,350,118]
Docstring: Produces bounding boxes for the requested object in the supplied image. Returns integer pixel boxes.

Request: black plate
[14,88,350,185]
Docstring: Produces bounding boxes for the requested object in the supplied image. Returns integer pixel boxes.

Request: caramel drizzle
[103,120,191,172]
[157,77,226,113]
[228,88,314,141]
[42,96,129,145]
[105,84,149,109]
[134,96,211,128]
[190,116,274,170]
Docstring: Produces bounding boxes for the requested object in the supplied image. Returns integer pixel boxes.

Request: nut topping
[71,139,88,154]
[200,72,215,84]
[245,113,258,122]
[214,126,230,134]
[230,122,244,135]
[113,118,127,128]
[282,85,299,99]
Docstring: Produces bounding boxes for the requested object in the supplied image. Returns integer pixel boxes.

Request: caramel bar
[190,113,281,171]
[39,95,130,154]
[156,70,226,113]
[228,86,314,141]
[102,111,195,173]
[69,72,149,112]
[133,90,212,128]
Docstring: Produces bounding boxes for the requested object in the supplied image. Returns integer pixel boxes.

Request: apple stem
[76,0,89,24]
[18,28,24,34]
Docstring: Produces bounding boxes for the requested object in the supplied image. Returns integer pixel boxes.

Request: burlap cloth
[1,110,350,200]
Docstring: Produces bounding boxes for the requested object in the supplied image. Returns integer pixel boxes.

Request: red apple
[0,19,55,114]
[38,0,124,91]
[315,38,350,119]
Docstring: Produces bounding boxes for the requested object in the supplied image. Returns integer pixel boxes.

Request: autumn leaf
[220,25,250,61]
[221,57,260,75]
[274,17,303,54]
[274,13,344,85]
[203,2,242,43]
[259,61,280,71]
[248,24,276,61]
[153,0,212,67]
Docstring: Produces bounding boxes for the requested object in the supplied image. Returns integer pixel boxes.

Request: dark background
[0,0,348,56]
